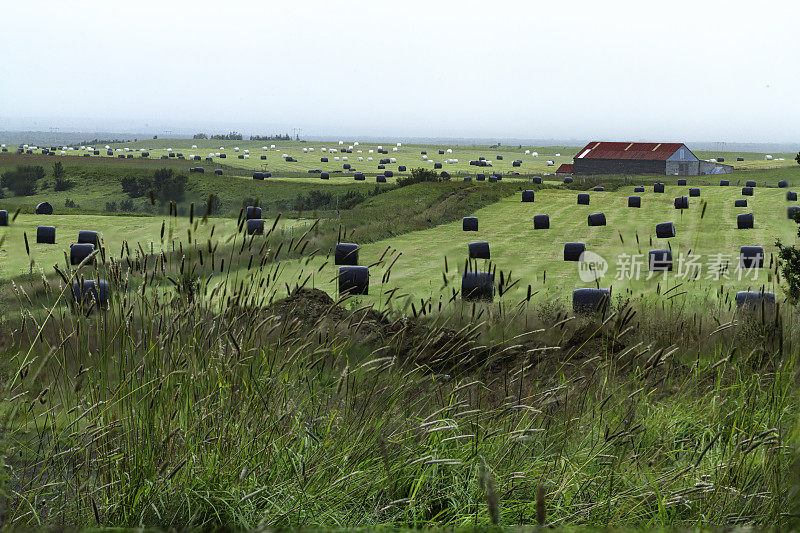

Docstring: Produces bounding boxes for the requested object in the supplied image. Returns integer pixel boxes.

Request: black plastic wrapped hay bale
[577,193,590,205]
[521,190,535,202]
[343,163,350,169]
[246,219,264,235]
[496,155,503,160]
[593,186,604,192]
[142,151,149,157]
[434,163,442,169]
[107,150,113,156]
[677,179,687,186]
[563,177,573,184]
[735,199,748,208]
[463,176,472,181]
[219,153,226,158]
[462,271,494,301]
[735,291,775,311]
[488,176,497,183]
[737,213,754,229]
[468,241,490,260]
[674,196,689,209]
[438,150,445,155]
[463,217,478,231]
[238,155,244,159]
[476,174,486,181]
[321,157,328,162]
[338,266,369,295]
[335,242,360,265]
[376,175,386,183]
[36,225,55,244]
[246,206,262,220]
[78,230,99,246]
[717,157,725,162]
[628,196,641,208]
[261,155,267,160]
[656,222,675,238]
[385,170,394,178]
[534,214,549,229]
[117,154,125,159]
[70,243,95,265]
[355,173,366,181]
[160,155,168,159]
[73,279,109,307]
[740,246,764,269]
[0,210,7,226]
[588,213,606,226]
[654,183,665,193]
[648,249,673,271]
[253,172,265,180]
[421,151,427,155]
[736,157,744,161]
[36,202,53,215]
[564,242,586,261]
[778,180,788,188]
[720,179,729,186]
[791,207,800,220]
[633,186,644,192]
[572,288,610,313]
[689,188,700,197]
[742,187,754,196]
[398,165,406,171]
[377,165,385,169]
[93,150,100,155]
[513,161,521,167]
[214,169,223,175]
[787,191,797,201]
[746,180,756,188]
[532,177,542,184]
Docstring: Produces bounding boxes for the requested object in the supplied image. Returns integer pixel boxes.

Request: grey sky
[1,0,799,142]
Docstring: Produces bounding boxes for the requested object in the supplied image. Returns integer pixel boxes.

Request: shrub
[1,165,43,196]
[119,199,135,212]
[122,169,187,204]
[53,161,75,191]
[105,201,117,212]
[396,167,441,187]
[776,210,800,302]
[64,198,77,208]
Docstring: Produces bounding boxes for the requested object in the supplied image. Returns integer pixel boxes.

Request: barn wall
[573,159,666,175]
[666,160,700,175]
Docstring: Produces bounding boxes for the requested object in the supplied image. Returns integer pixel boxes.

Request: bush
[119,199,135,212]
[396,167,441,188]
[52,161,74,191]
[64,198,77,208]
[122,169,187,204]
[105,201,117,212]
[203,194,222,216]
[1,165,43,196]
[776,210,800,302]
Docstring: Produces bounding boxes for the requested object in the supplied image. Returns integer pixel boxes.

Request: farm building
[556,163,573,176]
[571,142,733,176]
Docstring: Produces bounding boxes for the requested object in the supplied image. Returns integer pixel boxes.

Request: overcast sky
[1,0,799,142]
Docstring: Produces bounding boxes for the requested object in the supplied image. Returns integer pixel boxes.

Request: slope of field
[267,183,799,310]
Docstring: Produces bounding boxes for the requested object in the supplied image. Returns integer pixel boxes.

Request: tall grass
[0,215,798,530]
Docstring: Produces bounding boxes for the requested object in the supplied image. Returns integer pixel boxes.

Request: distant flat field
[259,184,798,310]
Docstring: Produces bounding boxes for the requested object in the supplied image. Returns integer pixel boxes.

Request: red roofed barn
[571,141,731,176]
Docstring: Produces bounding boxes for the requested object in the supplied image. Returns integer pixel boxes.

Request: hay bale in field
[656,222,675,238]
[513,161,521,167]
[522,190,535,202]
[118,154,125,159]
[737,157,744,161]
[434,163,442,169]
[73,280,109,307]
[463,217,478,231]
[534,214,550,229]
[689,188,700,197]
[398,165,406,171]
[593,186,604,191]
[70,243,95,265]
[634,186,644,192]
[588,213,606,226]
[169,152,176,158]
[214,169,223,175]
[572,288,610,313]
[628,195,641,208]
[321,157,328,162]
[421,151,427,155]
[463,176,472,181]
[577,193,590,205]
[335,243,360,266]
[343,163,351,169]
[477,174,486,181]
[438,150,445,155]
[717,157,725,162]
[564,242,586,261]
[246,219,264,235]
[746,180,757,188]
[246,206,262,220]
[496,155,503,160]
[778,180,788,188]
[338,266,369,295]
[264,172,272,178]
[648,249,673,271]
[0,210,7,226]
[238,155,244,159]
[788,206,800,219]
[735,291,775,311]
[742,187,754,196]
[36,202,53,215]
[677,178,687,186]
[488,176,498,183]
[78,230,99,246]
[546,160,554,166]
[563,177,573,184]
[674,196,689,209]
[253,172,265,180]
[787,191,797,201]
[740,246,764,269]
[219,153,226,158]
[735,199,748,207]
[261,155,267,160]
[462,271,494,301]
[107,150,113,155]
[195,167,204,173]
[532,177,542,184]
[737,213,754,229]
[468,241,490,259]
[36,225,55,244]
[355,173,366,181]
[321,172,329,180]
[377,165,385,169]
[654,183,665,193]
[385,170,394,178]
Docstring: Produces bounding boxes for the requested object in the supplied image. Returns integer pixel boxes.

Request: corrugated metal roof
[574,141,685,161]
[556,163,574,174]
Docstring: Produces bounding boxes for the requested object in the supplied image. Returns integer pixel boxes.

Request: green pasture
[265,183,800,310]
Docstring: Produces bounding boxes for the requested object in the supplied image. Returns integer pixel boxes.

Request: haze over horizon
[2,0,799,143]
